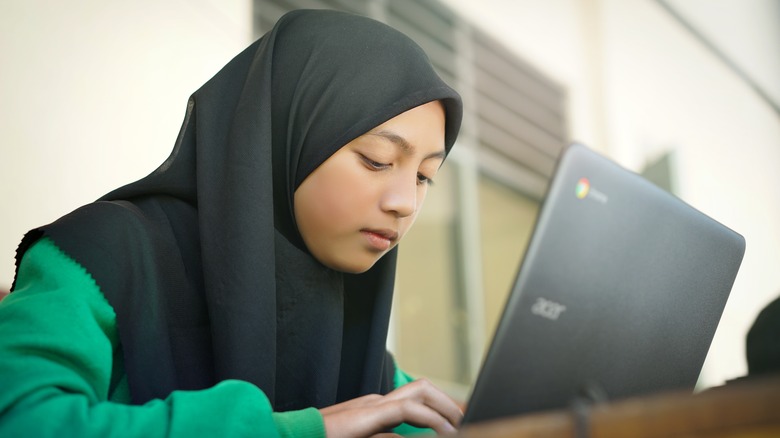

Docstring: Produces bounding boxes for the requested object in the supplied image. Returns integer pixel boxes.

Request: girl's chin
[324,253,385,274]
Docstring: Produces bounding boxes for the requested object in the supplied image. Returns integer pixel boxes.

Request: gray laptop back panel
[463,143,745,424]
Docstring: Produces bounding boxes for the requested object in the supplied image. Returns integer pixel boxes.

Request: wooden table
[458,375,780,437]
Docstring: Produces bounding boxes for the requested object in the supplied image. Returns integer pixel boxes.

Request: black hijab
[13,10,462,410]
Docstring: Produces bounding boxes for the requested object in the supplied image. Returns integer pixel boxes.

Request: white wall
[442,0,780,387]
[0,0,253,290]
[667,0,780,107]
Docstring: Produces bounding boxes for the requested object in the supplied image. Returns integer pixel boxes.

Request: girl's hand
[319,378,463,438]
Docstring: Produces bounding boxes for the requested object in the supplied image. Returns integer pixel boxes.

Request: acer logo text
[531,297,567,320]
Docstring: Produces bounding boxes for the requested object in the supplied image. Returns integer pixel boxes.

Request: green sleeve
[0,237,324,438]
[390,362,436,437]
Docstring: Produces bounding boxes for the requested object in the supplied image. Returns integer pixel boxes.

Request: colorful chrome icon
[576,177,590,199]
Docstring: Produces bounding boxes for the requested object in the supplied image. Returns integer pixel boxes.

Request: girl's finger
[387,379,464,427]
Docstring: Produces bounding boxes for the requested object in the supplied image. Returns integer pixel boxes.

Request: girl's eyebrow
[367,129,446,160]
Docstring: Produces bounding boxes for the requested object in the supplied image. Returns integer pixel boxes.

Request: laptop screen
[463,143,745,424]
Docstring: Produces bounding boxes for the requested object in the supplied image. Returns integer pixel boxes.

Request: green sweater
[0,237,426,437]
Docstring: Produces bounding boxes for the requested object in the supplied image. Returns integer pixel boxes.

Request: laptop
[462,143,745,424]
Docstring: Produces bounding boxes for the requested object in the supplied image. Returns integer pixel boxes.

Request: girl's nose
[380,175,417,218]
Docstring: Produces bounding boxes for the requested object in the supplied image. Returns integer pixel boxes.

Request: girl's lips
[361,229,398,251]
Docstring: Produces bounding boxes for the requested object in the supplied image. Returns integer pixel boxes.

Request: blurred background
[1,0,778,398]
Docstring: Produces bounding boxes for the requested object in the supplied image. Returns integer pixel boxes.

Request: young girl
[0,9,463,438]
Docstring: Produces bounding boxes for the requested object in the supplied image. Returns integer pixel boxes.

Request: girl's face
[294,100,447,273]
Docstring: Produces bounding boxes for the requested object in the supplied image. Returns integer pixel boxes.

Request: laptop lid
[463,143,745,424]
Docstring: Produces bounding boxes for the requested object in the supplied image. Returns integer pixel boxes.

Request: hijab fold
[13,9,462,409]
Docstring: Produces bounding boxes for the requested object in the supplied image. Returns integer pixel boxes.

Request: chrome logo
[575,178,590,199]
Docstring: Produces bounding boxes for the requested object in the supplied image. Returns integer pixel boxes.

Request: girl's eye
[417,173,434,186]
[361,155,390,170]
